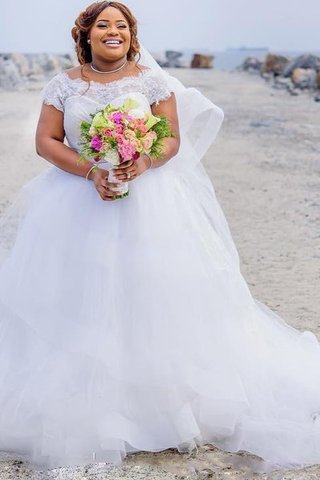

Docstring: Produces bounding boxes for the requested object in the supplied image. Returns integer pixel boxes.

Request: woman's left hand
[112,155,151,182]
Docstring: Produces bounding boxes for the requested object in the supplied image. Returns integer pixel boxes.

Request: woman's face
[88,6,131,62]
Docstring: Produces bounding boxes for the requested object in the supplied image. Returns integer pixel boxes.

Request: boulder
[316,72,320,89]
[0,55,23,89]
[36,53,61,72]
[272,76,292,90]
[283,54,320,77]
[239,56,263,73]
[163,50,184,68]
[261,53,290,76]
[10,52,30,76]
[0,52,78,87]
[191,54,214,69]
[291,68,317,89]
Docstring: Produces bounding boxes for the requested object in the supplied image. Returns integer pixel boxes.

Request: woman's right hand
[89,168,123,201]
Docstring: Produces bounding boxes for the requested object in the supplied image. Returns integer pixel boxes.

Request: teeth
[104,40,121,45]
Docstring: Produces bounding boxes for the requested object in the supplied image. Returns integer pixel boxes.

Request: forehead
[96,6,127,22]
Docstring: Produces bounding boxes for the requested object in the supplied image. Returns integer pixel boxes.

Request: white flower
[104,148,120,166]
[127,108,146,119]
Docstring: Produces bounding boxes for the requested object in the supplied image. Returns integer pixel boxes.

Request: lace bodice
[41,69,172,152]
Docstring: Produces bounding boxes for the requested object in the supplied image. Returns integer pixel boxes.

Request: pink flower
[118,139,137,161]
[132,151,140,160]
[115,125,124,135]
[111,112,123,124]
[141,138,153,151]
[90,136,102,151]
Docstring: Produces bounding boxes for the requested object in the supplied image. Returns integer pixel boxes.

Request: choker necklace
[90,59,128,74]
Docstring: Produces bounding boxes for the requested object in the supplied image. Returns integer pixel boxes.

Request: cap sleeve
[143,70,172,106]
[41,72,67,112]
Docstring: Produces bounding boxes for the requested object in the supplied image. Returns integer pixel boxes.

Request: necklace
[90,59,128,74]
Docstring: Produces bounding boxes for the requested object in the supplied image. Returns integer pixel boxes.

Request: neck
[90,56,128,73]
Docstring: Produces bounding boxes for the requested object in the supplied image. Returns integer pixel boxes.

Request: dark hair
[71,1,140,65]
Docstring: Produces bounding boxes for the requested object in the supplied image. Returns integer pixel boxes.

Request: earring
[87,39,91,44]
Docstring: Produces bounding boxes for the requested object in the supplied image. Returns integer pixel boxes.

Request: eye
[96,23,127,29]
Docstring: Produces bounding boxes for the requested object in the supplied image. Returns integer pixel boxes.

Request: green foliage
[149,116,175,159]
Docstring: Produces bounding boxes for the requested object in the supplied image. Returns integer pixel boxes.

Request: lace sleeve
[143,70,172,106]
[41,72,66,112]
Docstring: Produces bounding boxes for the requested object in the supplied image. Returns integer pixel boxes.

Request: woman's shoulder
[63,65,84,80]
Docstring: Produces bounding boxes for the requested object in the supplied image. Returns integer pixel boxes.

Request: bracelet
[145,154,153,169]
[85,164,98,181]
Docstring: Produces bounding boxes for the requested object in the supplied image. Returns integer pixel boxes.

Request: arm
[148,92,180,168]
[36,103,122,201]
[35,104,95,179]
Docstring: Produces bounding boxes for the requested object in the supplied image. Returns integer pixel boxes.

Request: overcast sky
[0,0,319,54]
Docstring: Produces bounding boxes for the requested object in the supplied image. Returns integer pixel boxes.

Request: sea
[153,48,320,71]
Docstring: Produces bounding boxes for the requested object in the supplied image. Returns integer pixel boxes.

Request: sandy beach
[0,68,319,479]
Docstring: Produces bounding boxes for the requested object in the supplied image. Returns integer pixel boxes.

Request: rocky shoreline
[0,52,76,90]
[238,53,320,101]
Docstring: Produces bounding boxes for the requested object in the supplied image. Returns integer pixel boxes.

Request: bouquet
[78,98,174,199]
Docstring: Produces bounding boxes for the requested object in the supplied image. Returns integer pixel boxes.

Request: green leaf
[123,98,140,111]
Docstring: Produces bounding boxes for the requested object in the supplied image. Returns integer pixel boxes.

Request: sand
[0,68,319,479]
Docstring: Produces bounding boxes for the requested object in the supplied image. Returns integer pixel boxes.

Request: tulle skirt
[1,162,320,470]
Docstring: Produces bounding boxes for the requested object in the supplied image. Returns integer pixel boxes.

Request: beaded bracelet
[85,164,98,181]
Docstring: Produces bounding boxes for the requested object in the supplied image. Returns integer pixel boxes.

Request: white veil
[138,45,224,174]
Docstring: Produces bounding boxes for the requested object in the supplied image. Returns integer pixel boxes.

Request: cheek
[90,31,100,44]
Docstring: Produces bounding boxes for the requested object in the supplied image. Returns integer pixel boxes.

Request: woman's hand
[89,168,123,201]
[112,155,151,182]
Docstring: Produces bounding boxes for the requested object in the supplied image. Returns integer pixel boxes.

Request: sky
[0,0,319,54]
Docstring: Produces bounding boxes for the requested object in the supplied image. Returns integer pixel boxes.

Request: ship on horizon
[226,46,269,52]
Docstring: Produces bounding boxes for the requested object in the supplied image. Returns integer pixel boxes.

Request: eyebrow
[96,19,127,23]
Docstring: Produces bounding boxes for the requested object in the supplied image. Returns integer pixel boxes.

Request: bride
[1,0,320,472]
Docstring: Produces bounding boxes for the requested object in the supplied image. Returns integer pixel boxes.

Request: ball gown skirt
[0,71,320,470]
[1,161,320,470]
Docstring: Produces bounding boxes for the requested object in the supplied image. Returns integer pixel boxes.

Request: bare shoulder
[63,65,83,79]
[129,62,151,75]
[137,64,151,72]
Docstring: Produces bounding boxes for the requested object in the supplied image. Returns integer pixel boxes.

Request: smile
[103,40,123,47]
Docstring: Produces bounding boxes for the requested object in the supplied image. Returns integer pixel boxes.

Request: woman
[1,0,320,472]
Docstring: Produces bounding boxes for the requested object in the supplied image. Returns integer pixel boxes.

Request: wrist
[142,154,152,170]
[86,164,99,181]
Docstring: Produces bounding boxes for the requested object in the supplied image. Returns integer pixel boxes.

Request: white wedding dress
[1,66,320,471]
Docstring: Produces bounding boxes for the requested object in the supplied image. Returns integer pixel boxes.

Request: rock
[287,84,299,96]
[261,53,290,76]
[291,68,317,89]
[10,52,30,76]
[314,93,320,102]
[238,56,263,73]
[191,54,214,69]
[283,54,320,77]
[163,50,184,68]
[35,53,61,72]
[272,76,292,90]
[0,55,23,89]
[316,72,320,89]
[0,52,78,89]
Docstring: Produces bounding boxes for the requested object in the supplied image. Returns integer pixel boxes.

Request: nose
[106,25,120,35]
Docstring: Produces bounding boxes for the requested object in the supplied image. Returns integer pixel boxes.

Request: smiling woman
[71,1,140,68]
